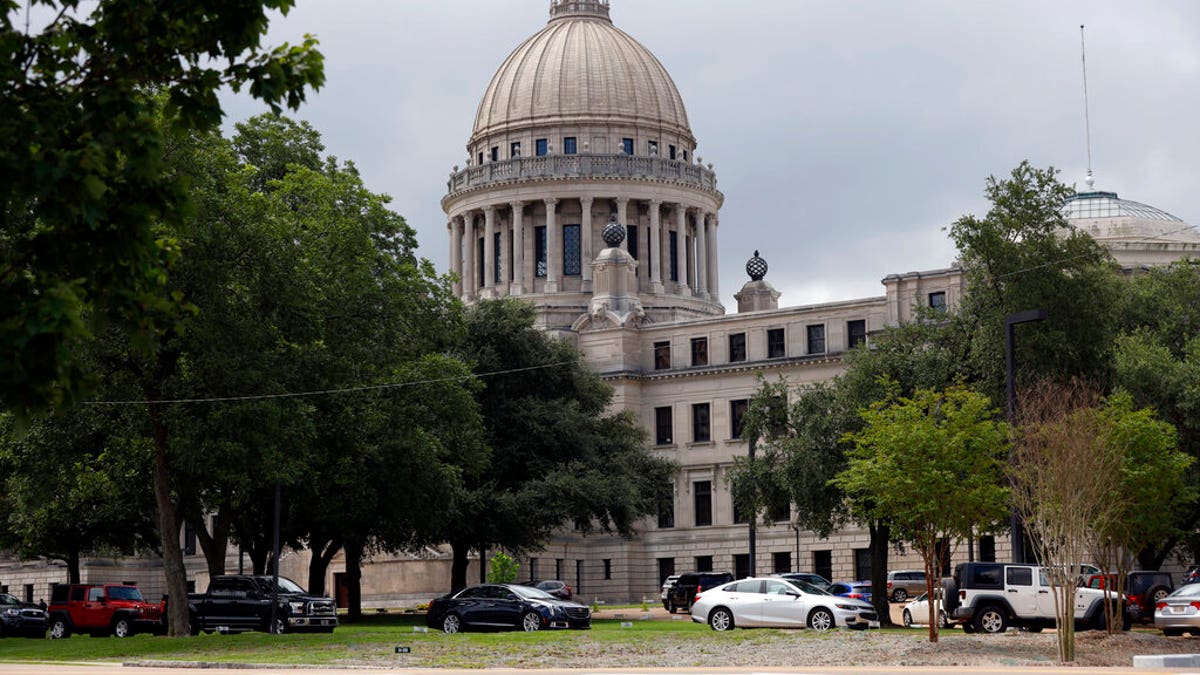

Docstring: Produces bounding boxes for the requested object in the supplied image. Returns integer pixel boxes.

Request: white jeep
[942,562,1127,634]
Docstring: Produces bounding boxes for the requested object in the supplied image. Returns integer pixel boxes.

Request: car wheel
[892,589,908,603]
[974,605,1008,634]
[667,601,677,613]
[902,609,913,628]
[48,618,70,640]
[962,622,977,634]
[1151,586,1171,604]
[267,617,286,635]
[940,610,952,629]
[708,607,734,632]
[521,611,541,632]
[442,614,461,634]
[112,618,133,638]
[1163,628,1185,637]
[808,607,835,631]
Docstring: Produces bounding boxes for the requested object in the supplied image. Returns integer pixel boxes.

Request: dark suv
[0,593,47,638]
[666,571,734,613]
[1083,571,1173,622]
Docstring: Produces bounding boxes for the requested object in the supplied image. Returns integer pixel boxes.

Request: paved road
[5,665,1200,675]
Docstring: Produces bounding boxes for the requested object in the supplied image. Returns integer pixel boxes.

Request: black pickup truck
[187,575,337,634]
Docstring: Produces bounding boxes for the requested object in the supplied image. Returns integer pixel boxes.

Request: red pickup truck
[47,583,166,638]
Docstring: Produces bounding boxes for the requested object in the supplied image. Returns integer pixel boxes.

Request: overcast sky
[221,0,1200,309]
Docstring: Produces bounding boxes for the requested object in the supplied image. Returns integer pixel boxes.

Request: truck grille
[21,609,46,619]
[310,600,336,616]
[860,612,877,621]
[563,607,590,620]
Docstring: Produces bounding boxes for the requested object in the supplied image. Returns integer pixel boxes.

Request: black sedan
[0,593,47,638]
[426,583,590,633]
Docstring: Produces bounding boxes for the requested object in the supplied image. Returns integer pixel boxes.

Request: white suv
[942,562,1127,633]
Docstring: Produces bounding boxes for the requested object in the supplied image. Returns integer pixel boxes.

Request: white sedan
[690,577,877,631]
[902,592,952,628]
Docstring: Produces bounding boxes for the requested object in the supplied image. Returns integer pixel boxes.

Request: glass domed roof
[1063,190,1184,223]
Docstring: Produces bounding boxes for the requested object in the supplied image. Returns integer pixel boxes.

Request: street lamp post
[1005,309,1047,564]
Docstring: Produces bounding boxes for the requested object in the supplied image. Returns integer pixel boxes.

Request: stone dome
[470,0,692,146]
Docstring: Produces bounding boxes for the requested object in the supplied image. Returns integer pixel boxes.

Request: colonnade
[447,196,720,304]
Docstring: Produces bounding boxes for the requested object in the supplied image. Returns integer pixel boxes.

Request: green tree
[1,0,324,418]
[949,161,1121,405]
[443,299,676,591]
[835,384,1010,642]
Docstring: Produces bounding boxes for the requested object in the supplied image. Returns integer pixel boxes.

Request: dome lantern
[549,0,611,23]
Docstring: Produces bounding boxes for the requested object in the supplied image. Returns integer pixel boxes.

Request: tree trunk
[344,540,363,622]
[450,539,471,592]
[149,404,190,637]
[190,508,228,578]
[1138,539,1176,571]
[479,542,488,583]
[66,545,80,584]
[307,537,341,597]
[245,542,269,575]
[869,520,892,627]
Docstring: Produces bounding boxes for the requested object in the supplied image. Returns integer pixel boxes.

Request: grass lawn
[0,615,918,668]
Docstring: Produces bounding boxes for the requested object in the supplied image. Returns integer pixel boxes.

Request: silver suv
[942,562,1126,633]
[886,570,926,602]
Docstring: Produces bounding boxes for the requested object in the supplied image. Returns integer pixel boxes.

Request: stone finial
[602,216,626,247]
[746,250,768,281]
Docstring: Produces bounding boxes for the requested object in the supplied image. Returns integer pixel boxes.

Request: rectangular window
[536,138,548,156]
[648,140,659,156]
[477,237,485,287]
[490,146,499,162]
[692,403,711,442]
[683,149,689,162]
[695,555,713,572]
[691,337,708,366]
[979,535,996,563]
[733,553,750,580]
[563,137,577,155]
[929,291,947,311]
[477,152,484,166]
[183,521,197,556]
[669,231,679,281]
[767,328,786,358]
[854,548,872,582]
[669,144,677,160]
[773,552,791,574]
[657,483,674,528]
[655,406,673,445]
[510,141,521,158]
[730,399,748,439]
[654,341,671,370]
[494,231,502,283]
[658,558,675,584]
[23,584,33,603]
[770,499,790,523]
[847,319,867,349]
[603,559,612,580]
[622,137,634,155]
[563,223,581,275]
[555,558,563,579]
[813,550,833,582]
[534,226,547,278]
[806,324,826,355]
[576,560,583,595]
[1006,566,1033,586]
[530,558,539,581]
[729,333,746,362]
[626,224,638,259]
[694,480,712,527]
[509,230,515,281]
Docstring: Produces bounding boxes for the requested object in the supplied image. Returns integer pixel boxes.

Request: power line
[85,360,576,406]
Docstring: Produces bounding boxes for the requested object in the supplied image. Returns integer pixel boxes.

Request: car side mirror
[786,591,800,598]
[506,593,518,601]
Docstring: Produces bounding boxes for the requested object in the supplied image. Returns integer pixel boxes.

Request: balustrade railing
[446,154,718,197]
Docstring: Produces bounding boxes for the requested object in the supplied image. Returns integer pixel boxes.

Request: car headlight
[2,608,18,617]
[289,601,306,615]
[835,603,861,611]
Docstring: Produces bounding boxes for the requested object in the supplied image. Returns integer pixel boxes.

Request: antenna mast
[1080,25,1094,190]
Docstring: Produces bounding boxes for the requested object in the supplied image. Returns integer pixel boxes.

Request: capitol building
[2,0,1197,607]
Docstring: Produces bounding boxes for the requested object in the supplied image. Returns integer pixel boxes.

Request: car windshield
[510,585,557,601]
[107,587,145,602]
[788,579,832,596]
[256,577,307,594]
[0,594,18,606]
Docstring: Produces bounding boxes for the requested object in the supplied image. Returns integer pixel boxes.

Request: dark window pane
[847,320,867,349]
[536,139,548,156]
[729,333,746,362]
[563,137,577,155]
[854,548,872,581]
[695,555,713,572]
[657,483,674,528]
[979,536,996,562]
[692,403,710,442]
[730,399,748,439]
[626,224,638,259]
[655,406,673,444]
[773,552,791,574]
[622,138,634,155]
[490,146,498,162]
[767,328,786,358]
[691,337,708,366]
[807,325,825,355]
[694,481,712,527]
[813,550,833,581]
[669,231,678,281]
[494,231,502,283]
[534,226,547,277]
[658,558,675,583]
[477,236,485,287]
[511,142,521,157]
[733,554,750,580]
[669,144,677,160]
[929,291,947,311]
[654,341,671,370]
[563,224,581,275]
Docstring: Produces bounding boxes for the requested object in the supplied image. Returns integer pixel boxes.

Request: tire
[48,617,71,640]
[111,617,133,638]
[708,607,734,632]
[267,617,286,635]
[941,578,960,614]
[962,622,977,634]
[1163,628,1185,637]
[973,605,1008,634]
[442,614,461,634]
[808,607,835,631]
[521,611,541,632]
[892,588,908,603]
[902,609,913,628]
[940,611,952,629]
[667,601,677,614]
[1150,586,1171,605]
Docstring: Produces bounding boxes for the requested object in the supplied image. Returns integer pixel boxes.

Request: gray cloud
[221,0,1200,308]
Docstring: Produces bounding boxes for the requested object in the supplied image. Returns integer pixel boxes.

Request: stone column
[676,205,691,296]
[615,197,629,252]
[510,201,525,295]
[580,196,594,291]
[463,213,476,301]
[709,213,720,304]
[649,199,663,294]
[482,206,496,298]
[545,198,559,293]
[696,211,709,298]
[499,208,512,296]
[449,218,463,298]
